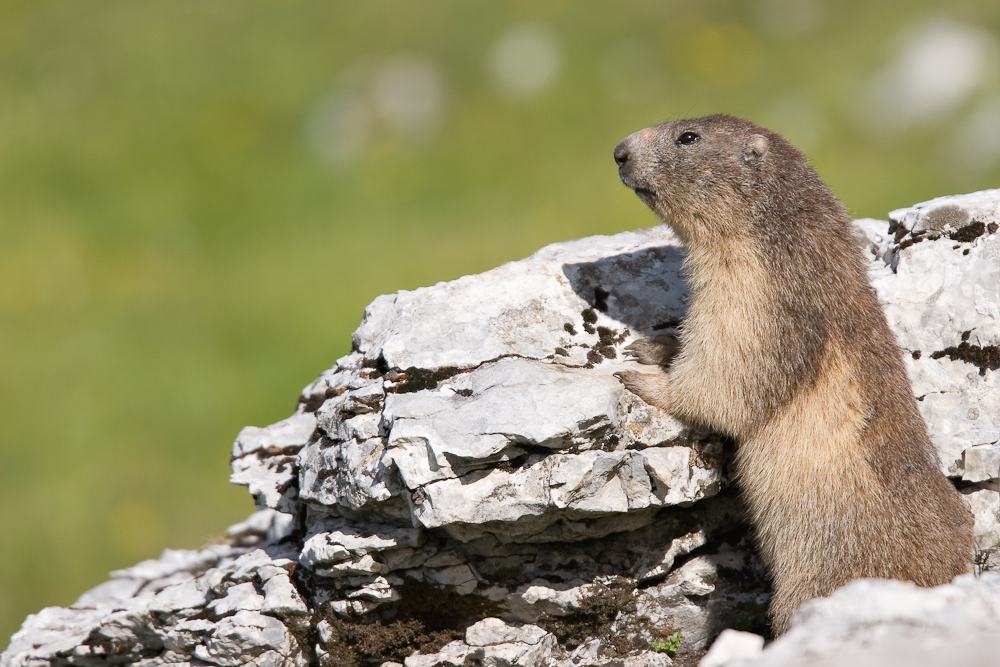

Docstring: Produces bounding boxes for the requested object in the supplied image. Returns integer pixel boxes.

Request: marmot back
[612,114,974,634]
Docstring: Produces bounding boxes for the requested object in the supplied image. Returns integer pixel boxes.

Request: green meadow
[2,0,998,645]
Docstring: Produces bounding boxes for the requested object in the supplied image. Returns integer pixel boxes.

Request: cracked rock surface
[701,573,1000,667]
[4,191,1000,667]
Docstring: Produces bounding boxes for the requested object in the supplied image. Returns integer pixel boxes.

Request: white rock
[71,577,145,608]
[230,412,316,511]
[162,618,215,653]
[700,630,765,667]
[568,638,602,665]
[888,189,1000,235]
[963,443,1000,482]
[425,564,478,594]
[642,445,724,506]
[660,556,718,598]
[226,549,290,584]
[624,653,674,667]
[637,530,707,582]
[384,359,622,467]
[303,516,423,559]
[148,579,208,616]
[381,544,438,571]
[355,227,685,371]
[227,508,295,544]
[966,485,1000,550]
[297,225,714,541]
[299,531,351,566]
[403,639,469,667]
[728,574,1000,667]
[261,573,309,616]
[517,583,587,618]
[208,582,264,615]
[465,617,549,646]
[871,193,1000,477]
[345,576,400,603]
[464,634,557,667]
[314,553,389,578]
[196,610,303,667]
[232,412,317,458]
[299,434,398,511]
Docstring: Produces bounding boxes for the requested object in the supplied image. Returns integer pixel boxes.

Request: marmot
[612,114,974,633]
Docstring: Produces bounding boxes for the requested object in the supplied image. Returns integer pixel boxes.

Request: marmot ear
[744,134,769,165]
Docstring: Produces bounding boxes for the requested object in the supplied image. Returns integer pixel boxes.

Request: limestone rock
[5,190,1000,667]
[870,190,1000,477]
[699,630,765,667]
[700,574,1000,667]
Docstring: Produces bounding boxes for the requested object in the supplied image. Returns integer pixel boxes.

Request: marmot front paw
[613,370,659,399]
[623,335,680,367]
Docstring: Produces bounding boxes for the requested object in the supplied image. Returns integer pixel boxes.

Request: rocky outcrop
[3,191,999,667]
[701,573,1000,667]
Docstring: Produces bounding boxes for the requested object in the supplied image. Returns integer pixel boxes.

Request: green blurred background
[2,0,999,646]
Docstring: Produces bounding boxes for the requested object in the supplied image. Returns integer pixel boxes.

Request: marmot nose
[614,141,630,167]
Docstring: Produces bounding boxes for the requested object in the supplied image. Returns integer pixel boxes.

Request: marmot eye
[677,131,700,145]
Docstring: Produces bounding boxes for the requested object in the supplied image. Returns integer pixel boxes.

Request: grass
[3,0,1000,647]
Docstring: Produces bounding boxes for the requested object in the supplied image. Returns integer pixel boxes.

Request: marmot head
[614,114,828,246]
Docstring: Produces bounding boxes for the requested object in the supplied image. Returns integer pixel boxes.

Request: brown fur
[612,114,974,633]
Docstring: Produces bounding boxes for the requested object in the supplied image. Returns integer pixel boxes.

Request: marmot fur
[613,114,974,633]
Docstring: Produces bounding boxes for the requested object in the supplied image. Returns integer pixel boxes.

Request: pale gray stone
[963,443,1000,482]
[715,574,1000,667]
[313,553,388,578]
[465,618,549,646]
[226,549,292,585]
[871,192,1000,477]
[466,634,558,667]
[71,577,145,608]
[381,544,438,571]
[162,618,214,654]
[345,576,400,603]
[354,227,684,371]
[299,531,351,567]
[3,606,113,666]
[231,412,317,459]
[966,485,1000,551]
[230,412,316,511]
[330,599,382,617]
[148,579,208,616]
[403,640,469,667]
[567,638,602,665]
[889,189,1000,235]
[304,516,423,557]
[227,509,295,545]
[299,436,399,511]
[208,582,264,615]
[196,610,303,667]
[636,530,707,582]
[700,630,764,667]
[261,573,309,616]
[425,564,478,594]
[623,653,673,667]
